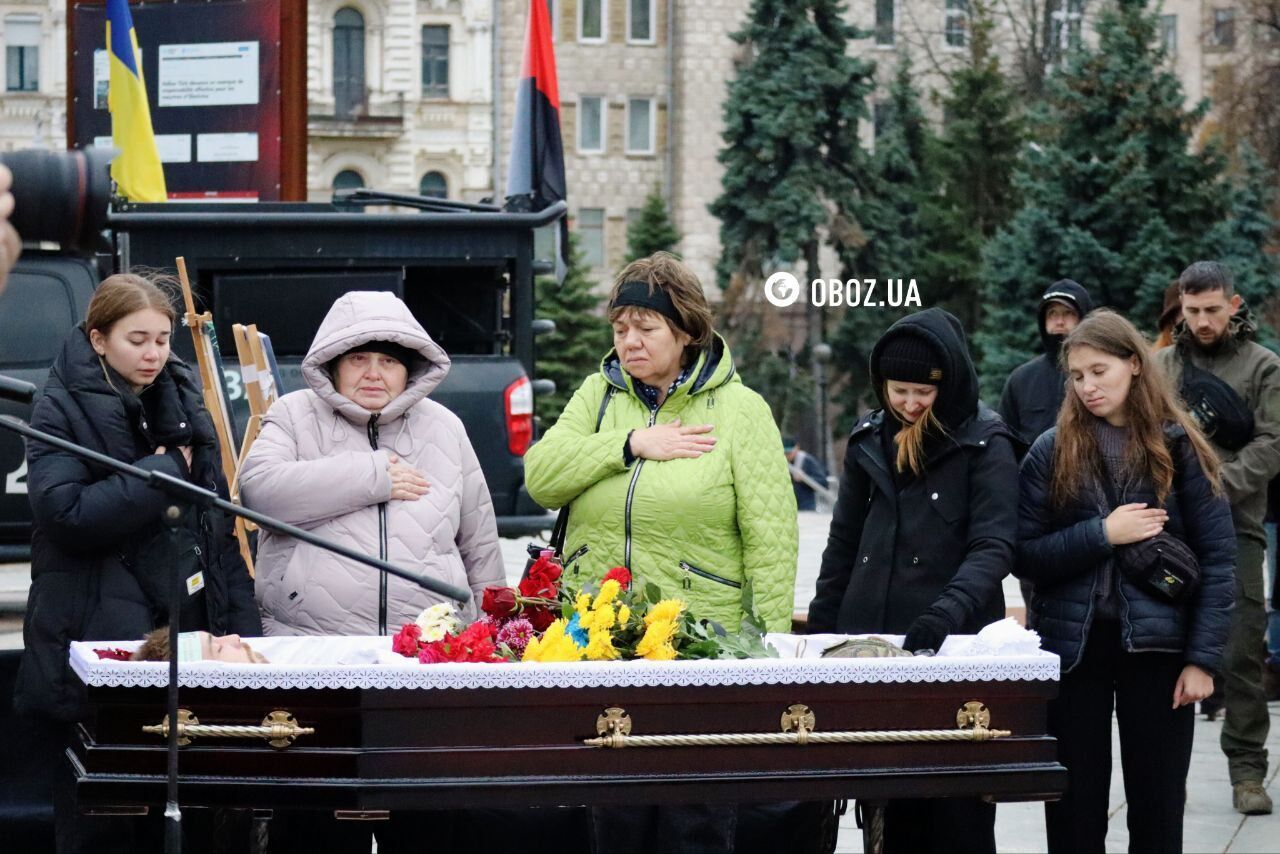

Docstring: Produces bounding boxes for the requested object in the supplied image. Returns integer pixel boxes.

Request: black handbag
[1180,356,1254,452]
[1115,531,1201,602]
[1101,472,1201,602]
[522,387,616,577]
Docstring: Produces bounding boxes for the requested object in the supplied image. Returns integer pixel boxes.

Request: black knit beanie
[336,340,419,368]
[878,335,943,385]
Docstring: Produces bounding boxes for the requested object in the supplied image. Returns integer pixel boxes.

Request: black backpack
[1179,357,1254,452]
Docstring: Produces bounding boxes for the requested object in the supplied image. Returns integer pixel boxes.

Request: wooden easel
[176,256,256,575]
[229,323,280,531]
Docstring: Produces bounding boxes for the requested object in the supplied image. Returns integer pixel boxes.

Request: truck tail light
[504,376,534,456]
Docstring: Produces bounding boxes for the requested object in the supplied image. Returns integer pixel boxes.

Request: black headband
[610,280,684,328]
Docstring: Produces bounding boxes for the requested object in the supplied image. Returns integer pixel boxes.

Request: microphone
[0,376,37,404]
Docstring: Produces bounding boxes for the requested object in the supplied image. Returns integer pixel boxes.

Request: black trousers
[1045,620,1194,854]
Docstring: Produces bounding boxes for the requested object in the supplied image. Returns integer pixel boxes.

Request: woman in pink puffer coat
[240,291,504,636]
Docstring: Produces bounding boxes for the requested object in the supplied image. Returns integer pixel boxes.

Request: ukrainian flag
[106,0,166,202]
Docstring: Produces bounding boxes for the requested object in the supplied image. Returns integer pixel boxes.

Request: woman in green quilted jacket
[525,252,799,634]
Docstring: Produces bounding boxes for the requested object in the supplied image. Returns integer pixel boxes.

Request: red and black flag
[506,0,568,269]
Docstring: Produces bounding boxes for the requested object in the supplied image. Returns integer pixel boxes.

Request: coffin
[69,634,1066,811]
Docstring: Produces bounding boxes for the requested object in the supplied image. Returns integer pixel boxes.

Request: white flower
[415,602,460,640]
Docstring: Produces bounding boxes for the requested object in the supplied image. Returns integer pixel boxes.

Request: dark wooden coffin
[70,640,1067,812]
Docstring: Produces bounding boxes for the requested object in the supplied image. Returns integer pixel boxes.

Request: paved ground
[2,510,1277,851]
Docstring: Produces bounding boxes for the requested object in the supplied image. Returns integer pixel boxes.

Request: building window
[873,102,893,140]
[419,171,447,199]
[333,8,366,118]
[626,97,654,154]
[1212,8,1236,48]
[579,0,605,42]
[578,208,605,267]
[944,0,969,49]
[578,95,604,153]
[421,25,449,99]
[1049,0,1084,57]
[4,15,40,93]
[1160,14,1177,55]
[628,0,654,43]
[332,169,365,209]
[875,0,895,46]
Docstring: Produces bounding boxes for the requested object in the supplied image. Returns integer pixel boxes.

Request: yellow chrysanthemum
[642,642,677,661]
[575,592,592,616]
[592,604,616,632]
[585,628,619,661]
[522,620,585,662]
[618,605,632,624]
[594,579,621,609]
[644,599,685,626]
[635,618,677,658]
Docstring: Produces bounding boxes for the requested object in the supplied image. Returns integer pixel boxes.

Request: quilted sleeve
[1175,437,1237,676]
[1015,432,1113,584]
[453,423,506,603]
[240,397,393,527]
[524,375,632,509]
[729,388,799,632]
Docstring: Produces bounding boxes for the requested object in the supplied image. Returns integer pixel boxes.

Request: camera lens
[0,147,113,255]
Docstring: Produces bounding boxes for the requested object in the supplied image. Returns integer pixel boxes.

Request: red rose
[528,554,563,584]
[526,605,557,632]
[391,623,423,658]
[481,586,519,618]
[602,566,632,589]
[418,642,449,664]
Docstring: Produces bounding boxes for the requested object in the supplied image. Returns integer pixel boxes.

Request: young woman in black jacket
[15,273,261,852]
[809,308,1018,853]
[1017,310,1235,853]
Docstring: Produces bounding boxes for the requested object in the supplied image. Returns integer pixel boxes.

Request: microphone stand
[0,411,469,854]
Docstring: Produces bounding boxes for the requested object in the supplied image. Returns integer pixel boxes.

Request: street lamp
[812,341,833,473]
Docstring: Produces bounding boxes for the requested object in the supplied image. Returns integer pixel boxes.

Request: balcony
[309,90,405,140]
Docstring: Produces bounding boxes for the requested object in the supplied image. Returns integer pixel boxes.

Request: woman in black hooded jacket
[1017,311,1233,853]
[809,307,1018,853]
[15,273,260,852]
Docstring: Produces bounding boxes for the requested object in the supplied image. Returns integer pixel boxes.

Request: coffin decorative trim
[142,709,315,750]
[584,702,1011,749]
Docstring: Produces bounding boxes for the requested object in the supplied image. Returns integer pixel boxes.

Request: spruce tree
[625,186,681,262]
[711,0,873,287]
[918,3,1024,336]
[533,233,612,426]
[711,0,875,450]
[830,54,933,424]
[974,0,1278,401]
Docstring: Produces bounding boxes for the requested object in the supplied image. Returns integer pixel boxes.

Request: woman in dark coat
[1017,310,1234,853]
[809,307,1018,853]
[14,273,261,852]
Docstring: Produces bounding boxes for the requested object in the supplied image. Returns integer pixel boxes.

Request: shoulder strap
[549,386,616,554]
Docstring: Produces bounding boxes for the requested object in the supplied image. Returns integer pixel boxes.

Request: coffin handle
[142,709,315,750]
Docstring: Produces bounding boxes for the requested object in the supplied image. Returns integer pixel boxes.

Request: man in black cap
[997,279,1095,452]
[997,280,1093,629]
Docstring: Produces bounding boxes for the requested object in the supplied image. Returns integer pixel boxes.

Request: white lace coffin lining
[70,632,1060,691]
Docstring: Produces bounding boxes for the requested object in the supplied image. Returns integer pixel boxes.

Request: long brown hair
[883,385,947,477]
[86,272,176,336]
[1049,310,1221,510]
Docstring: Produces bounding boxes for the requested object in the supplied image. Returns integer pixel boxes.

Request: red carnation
[391,623,423,658]
[602,566,632,589]
[481,586,520,619]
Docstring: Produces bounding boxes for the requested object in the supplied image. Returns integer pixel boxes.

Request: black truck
[0,200,565,561]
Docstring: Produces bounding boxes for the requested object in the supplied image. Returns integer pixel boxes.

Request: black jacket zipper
[679,561,741,589]
[367,414,388,634]
[623,408,660,569]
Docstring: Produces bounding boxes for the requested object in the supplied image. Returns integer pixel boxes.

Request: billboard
[69,0,302,200]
